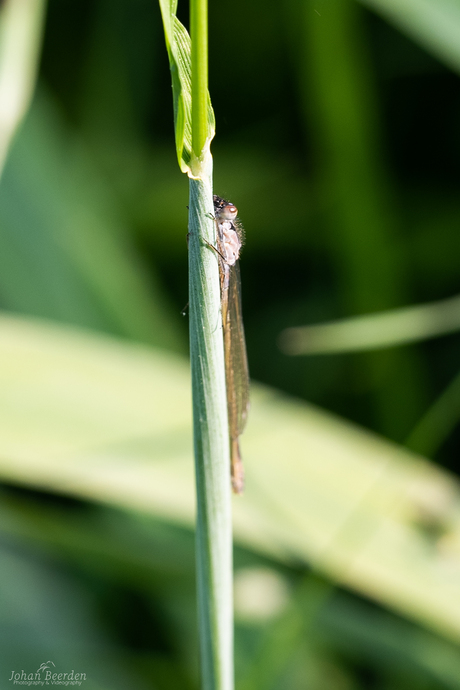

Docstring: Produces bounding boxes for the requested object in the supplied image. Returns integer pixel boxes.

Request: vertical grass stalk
[190,0,208,160]
[158,0,232,682]
[189,174,233,690]
[189,1,233,689]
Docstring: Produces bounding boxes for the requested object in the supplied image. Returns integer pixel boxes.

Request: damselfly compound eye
[222,204,238,220]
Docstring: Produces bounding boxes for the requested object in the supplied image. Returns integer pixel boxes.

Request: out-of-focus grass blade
[406,369,460,457]
[279,293,460,355]
[0,0,46,178]
[300,0,423,439]
[358,0,460,75]
[0,90,184,352]
[158,0,215,174]
[1,313,460,643]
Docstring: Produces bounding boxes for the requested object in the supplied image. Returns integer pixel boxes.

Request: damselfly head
[214,195,238,221]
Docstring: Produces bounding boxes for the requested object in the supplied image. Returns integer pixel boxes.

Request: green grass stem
[159,0,233,685]
[188,175,233,690]
[190,0,208,161]
[189,1,233,688]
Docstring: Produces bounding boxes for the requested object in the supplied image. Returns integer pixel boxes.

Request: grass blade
[280,293,460,355]
[0,315,459,643]
[0,0,46,178]
[359,0,460,75]
[406,369,460,456]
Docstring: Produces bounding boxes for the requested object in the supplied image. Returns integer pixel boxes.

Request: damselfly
[213,195,250,494]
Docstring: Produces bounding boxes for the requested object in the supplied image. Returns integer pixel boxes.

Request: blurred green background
[2,0,460,688]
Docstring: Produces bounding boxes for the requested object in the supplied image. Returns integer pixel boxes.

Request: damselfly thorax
[213,195,250,494]
[213,196,242,265]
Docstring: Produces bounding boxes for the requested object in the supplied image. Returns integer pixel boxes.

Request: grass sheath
[188,174,234,690]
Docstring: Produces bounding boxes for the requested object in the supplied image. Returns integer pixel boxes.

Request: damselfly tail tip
[231,438,245,494]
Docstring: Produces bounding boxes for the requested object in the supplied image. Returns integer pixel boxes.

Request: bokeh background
[1,0,460,688]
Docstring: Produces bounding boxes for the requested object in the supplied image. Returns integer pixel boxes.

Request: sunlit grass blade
[279,293,460,355]
[0,0,46,179]
[158,0,215,175]
[0,315,460,643]
[359,0,460,75]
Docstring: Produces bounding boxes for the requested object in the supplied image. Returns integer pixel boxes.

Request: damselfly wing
[213,195,250,494]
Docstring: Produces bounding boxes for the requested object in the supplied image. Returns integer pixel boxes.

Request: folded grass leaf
[158,0,215,174]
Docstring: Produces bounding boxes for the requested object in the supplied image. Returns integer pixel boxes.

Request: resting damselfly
[213,195,250,494]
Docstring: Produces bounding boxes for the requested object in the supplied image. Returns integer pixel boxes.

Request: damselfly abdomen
[213,195,250,494]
